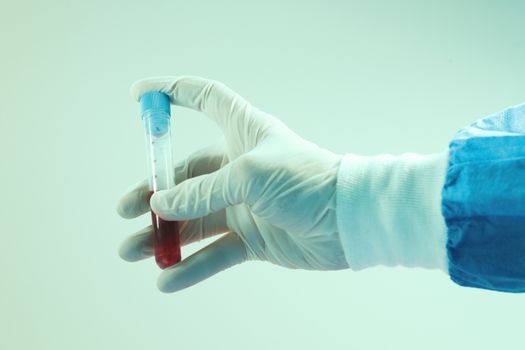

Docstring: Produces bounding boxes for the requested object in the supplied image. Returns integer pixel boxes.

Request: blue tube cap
[140,92,171,117]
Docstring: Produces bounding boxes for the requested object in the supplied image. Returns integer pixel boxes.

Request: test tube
[140,92,181,269]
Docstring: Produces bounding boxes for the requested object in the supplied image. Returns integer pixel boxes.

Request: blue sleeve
[442,102,525,293]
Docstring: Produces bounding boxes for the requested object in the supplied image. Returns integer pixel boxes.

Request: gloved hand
[117,76,348,293]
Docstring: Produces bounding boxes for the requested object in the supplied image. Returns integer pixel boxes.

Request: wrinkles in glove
[116,76,348,293]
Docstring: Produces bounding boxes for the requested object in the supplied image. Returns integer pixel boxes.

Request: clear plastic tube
[140,92,181,269]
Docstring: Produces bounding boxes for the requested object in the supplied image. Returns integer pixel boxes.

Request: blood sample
[149,192,181,268]
[140,92,181,269]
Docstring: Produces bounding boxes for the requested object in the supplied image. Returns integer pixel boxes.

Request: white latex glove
[117,76,348,293]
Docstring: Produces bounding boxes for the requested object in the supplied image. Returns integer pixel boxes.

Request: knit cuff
[336,151,449,271]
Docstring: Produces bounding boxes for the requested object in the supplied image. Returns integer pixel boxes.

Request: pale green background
[1,0,524,349]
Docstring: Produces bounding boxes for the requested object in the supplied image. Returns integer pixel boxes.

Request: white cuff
[336,151,449,271]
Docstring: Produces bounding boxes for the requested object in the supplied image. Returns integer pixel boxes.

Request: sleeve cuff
[336,151,449,271]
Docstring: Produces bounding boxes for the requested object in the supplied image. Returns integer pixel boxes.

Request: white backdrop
[1,1,524,349]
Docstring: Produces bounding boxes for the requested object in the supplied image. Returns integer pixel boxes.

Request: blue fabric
[442,102,525,293]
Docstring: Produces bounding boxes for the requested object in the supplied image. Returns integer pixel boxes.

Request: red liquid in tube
[149,191,181,268]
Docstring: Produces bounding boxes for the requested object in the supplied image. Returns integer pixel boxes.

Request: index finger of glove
[116,144,226,219]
